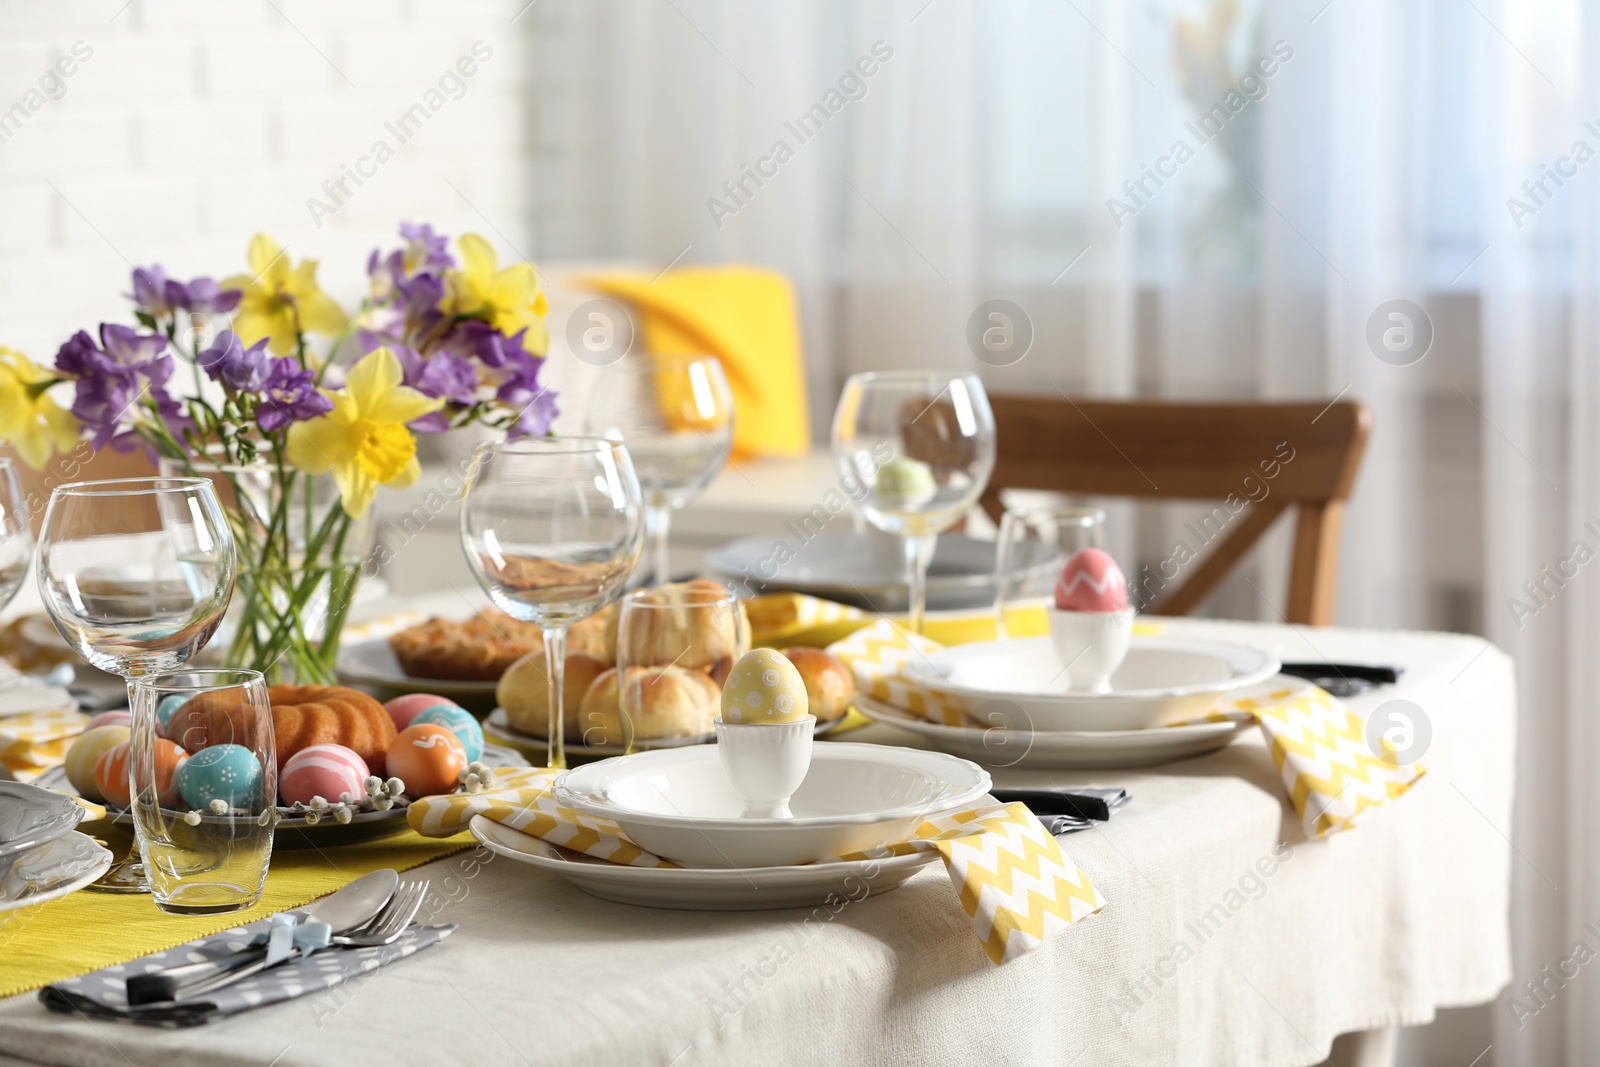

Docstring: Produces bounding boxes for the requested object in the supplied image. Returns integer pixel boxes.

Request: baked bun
[268,684,397,773]
[387,609,543,681]
[781,647,854,723]
[608,579,750,678]
[568,603,616,666]
[496,651,609,739]
[575,665,720,746]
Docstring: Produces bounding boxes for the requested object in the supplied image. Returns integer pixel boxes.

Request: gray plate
[704,532,1058,612]
[0,781,87,862]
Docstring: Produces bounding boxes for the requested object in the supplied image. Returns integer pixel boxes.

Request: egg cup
[1048,608,1134,694]
[714,716,816,819]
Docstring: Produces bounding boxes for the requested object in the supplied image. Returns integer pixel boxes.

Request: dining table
[0,589,1514,1067]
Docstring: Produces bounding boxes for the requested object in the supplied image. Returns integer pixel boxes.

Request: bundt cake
[267,684,397,774]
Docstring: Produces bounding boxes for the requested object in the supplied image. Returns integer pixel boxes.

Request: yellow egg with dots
[719,648,810,724]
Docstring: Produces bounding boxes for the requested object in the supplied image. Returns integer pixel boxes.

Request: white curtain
[529,2,1599,1061]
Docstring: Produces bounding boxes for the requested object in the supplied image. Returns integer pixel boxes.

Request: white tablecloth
[0,617,1513,1067]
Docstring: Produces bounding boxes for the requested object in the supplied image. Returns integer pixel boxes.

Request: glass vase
[160,453,374,685]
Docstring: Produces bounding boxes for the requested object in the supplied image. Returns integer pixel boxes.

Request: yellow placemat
[0,826,474,998]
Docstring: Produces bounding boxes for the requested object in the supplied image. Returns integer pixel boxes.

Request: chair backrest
[978,395,1371,625]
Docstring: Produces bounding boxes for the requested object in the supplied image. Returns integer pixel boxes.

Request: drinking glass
[460,438,644,768]
[612,581,747,752]
[583,354,734,585]
[130,669,276,914]
[0,458,33,613]
[36,476,237,892]
[831,372,997,634]
[994,506,1107,639]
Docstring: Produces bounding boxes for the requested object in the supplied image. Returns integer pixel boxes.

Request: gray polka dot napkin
[39,918,456,1027]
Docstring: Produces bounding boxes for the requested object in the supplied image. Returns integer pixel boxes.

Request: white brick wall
[0,0,536,364]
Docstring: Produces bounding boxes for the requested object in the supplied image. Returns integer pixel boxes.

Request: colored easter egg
[175,743,263,810]
[279,744,371,807]
[155,693,188,737]
[65,725,130,802]
[873,457,935,509]
[1055,547,1129,613]
[411,704,483,763]
[86,710,132,731]
[386,724,467,798]
[720,648,809,725]
[384,694,457,732]
[94,738,189,809]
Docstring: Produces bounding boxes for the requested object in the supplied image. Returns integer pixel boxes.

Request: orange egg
[94,739,189,809]
[386,724,467,799]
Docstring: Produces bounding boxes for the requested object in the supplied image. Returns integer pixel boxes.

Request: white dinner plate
[555,742,991,869]
[704,532,1058,612]
[336,638,500,701]
[0,781,87,862]
[470,815,938,911]
[902,634,1281,731]
[0,831,113,912]
[853,693,1255,770]
[482,707,848,761]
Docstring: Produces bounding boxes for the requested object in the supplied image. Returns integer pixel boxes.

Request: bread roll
[609,578,749,675]
[781,647,855,723]
[497,650,609,740]
[575,665,720,746]
[568,603,615,665]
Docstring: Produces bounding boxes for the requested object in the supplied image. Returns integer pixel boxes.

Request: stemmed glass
[583,354,734,586]
[460,438,644,768]
[0,458,33,615]
[831,372,997,635]
[35,477,237,891]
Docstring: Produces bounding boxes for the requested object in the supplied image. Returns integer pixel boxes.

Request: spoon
[126,868,400,1005]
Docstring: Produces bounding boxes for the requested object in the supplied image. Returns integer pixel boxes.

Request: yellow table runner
[0,825,475,998]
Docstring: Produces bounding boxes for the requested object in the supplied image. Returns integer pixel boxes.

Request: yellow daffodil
[222,234,349,357]
[440,233,550,353]
[0,347,78,469]
[284,347,443,517]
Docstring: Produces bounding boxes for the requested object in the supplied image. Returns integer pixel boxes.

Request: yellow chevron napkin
[829,620,1425,839]
[0,705,90,781]
[410,766,1105,963]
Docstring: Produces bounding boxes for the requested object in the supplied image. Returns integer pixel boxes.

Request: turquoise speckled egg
[412,704,484,763]
[156,694,188,738]
[175,743,263,810]
[720,648,810,724]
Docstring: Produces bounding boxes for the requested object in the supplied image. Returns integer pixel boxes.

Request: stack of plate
[0,782,112,912]
[470,742,991,910]
[856,634,1282,770]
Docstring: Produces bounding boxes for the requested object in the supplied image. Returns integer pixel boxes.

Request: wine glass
[36,477,237,892]
[459,438,644,768]
[0,457,33,614]
[583,354,734,585]
[994,505,1106,639]
[831,372,997,635]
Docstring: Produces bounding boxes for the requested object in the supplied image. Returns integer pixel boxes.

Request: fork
[132,880,431,1004]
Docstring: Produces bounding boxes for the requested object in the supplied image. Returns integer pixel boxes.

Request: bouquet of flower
[0,222,556,683]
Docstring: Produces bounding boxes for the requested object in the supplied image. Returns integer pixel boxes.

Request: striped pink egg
[279,744,371,806]
[1055,547,1129,612]
[86,710,133,731]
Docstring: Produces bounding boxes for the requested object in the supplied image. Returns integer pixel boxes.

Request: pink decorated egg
[1055,548,1129,613]
[94,738,188,808]
[279,744,371,806]
[385,694,458,732]
[86,710,133,731]
[386,724,467,798]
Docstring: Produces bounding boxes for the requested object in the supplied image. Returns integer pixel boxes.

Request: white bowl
[902,634,1281,731]
[553,742,991,869]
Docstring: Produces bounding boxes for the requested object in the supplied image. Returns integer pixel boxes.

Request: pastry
[268,684,397,774]
[387,609,542,681]
[568,603,616,665]
[780,647,854,723]
[607,579,750,678]
[165,688,267,752]
[496,650,609,739]
[574,665,721,746]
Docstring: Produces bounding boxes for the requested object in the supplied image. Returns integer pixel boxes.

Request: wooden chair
[976,396,1371,625]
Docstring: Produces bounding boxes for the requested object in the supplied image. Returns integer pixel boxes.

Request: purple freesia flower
[256,358,333,433]
[70,373,140,449]
[398,222,454,273]
[128,265,241,317]
[476,329,556,438]
[57,325,178,448]
[392,345,479,433]
[197,331,271,392]
[129,266,173,316]
[99,324,173,386]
